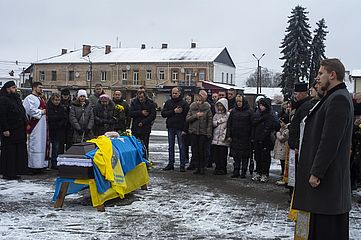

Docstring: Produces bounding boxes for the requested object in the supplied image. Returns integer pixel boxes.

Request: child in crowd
[211,98,229,175]
[273,115,290,185]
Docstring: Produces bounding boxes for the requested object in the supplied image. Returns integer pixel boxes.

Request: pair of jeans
[167,128,186,167]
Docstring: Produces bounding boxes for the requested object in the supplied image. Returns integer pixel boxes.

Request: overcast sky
[1,0,360,85]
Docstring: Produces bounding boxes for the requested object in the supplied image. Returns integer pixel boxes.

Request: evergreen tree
[309,18,328,86]
[279,5,312,99]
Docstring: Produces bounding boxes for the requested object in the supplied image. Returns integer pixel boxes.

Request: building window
[186,69,192,83]
[226,73,229,84]
[101,71,107,81]
[230,74,233,84]
[146,70,152,80]
[51,71,57,81]
[172,71,178,82]
[122,70,128,85]
[133,70,139,85]
[159,70,165,80]
[122,70,128,80]
[221,72,224,83]
[86,71,92,81]
[68,71,74,81]
[199,70,205,81]
[39,71,45,81]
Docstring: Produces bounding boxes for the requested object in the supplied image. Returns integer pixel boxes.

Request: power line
[236,69,255,76]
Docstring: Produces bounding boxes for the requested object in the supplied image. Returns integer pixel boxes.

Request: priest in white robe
[23,82,48,171]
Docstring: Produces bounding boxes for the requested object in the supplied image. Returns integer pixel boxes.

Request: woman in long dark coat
[226,95,253,178]
[0,81,28,179]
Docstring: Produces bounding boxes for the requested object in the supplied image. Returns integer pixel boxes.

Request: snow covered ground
[0,132,360,239]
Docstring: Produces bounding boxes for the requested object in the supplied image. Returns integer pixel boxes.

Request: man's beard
[320,80,330,92]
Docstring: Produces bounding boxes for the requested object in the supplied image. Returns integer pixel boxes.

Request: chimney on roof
[105,45,111,54]
[82,45,91,57]
[141,44,146,49]
[161,43,168,49]
[61,49,67,55]
[191,42,196,48]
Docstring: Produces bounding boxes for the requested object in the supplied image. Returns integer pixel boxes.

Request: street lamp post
[252,53,265,94]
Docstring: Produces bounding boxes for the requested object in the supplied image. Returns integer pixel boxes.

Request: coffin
[57,142,96,179]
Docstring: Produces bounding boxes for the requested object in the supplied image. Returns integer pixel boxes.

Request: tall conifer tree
[309,19,328,85]
[279,5,312,99]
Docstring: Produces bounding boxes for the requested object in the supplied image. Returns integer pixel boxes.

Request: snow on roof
[0,62,27,79]
[351,70,361,77]
[36,46,226,64]
[243,87,283,99]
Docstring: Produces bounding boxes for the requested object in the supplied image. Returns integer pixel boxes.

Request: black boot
[199,168,205,175]
[249,159,254,175]
[240,158,249,178]
[162,164,174,171]
[240,170,246,179]
[187,164,195,170]
[231,169,240,178]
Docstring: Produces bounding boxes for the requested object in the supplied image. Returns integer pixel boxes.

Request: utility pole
[87,56,93,95]
[252,53,265,94]
[22,67,25,87]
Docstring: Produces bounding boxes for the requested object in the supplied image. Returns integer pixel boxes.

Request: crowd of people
[0,82,155,178]
[0,58,359,238]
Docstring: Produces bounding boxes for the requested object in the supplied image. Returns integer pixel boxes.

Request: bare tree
[246,68,281,87]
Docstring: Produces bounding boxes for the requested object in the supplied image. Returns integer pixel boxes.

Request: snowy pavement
[0,132,361,239]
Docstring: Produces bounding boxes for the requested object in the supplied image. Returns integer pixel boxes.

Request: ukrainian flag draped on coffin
[53,135,149,207]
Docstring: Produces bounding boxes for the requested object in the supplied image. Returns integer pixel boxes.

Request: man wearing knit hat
[23,82,48,173]
[0,81,28,179]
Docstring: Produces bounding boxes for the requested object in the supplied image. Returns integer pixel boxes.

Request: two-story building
[32,43,236,107]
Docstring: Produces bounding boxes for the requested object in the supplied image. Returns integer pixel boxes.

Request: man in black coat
[161,87,189,172]
[287,82,314,189]
[60,88,73,152]
[112,90,130,132]
[47,93,67,169]
[0,81,28,179]
[130,91,156,154]
[293,59,353,239]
